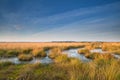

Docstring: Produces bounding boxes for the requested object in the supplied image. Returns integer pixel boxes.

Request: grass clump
[0,61,14,68]
[0,49,20,57]
[63,45,85,50]
[85,52,100,59]
[85,52,114,60]
[32,49,47,57]
[0,49,6,57]
[48,48,62,59]
[18,54,33,61]
[112,50,120,55]
[78,49,90,54]
[22,48,33,54]
[54,54,70,63]
[5,50,20,57]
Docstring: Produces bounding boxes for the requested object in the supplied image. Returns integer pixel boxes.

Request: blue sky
[0,0,120,42]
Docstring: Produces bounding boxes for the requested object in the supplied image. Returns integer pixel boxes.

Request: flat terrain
[0,42,120,80]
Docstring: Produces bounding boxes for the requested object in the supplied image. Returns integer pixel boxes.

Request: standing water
[90,48,104,53]
[0,50,53,64]
[90,48,120,59]
[1,48,119,64]
[63,48,91,62]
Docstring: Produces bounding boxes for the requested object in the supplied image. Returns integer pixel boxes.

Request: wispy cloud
[0,1,120,41]
[33,1,120,25]
[31,1,120,41]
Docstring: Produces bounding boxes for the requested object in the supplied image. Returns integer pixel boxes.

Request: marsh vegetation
[0,42,120,80]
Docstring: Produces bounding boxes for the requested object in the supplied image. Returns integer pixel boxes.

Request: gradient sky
[0,0,120,42]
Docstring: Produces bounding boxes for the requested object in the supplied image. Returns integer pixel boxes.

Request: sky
[0,0,120,42]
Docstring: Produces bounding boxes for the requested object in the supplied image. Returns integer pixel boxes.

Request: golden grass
[18,54,33,61]
[48,48,62,59]
[0,42,89,49]
[78,48,90,54]
[32,48,47,57]
[0,42,120,80]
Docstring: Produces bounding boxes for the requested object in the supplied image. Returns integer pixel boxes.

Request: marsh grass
[48,48,62,59]
[0,49,6,57]
[93,59,120,80]
[54,54,70,63]
[6,50,20,57]
[32,49,47,57]
[22,48,33,54]
[0,58,120,80]
[18,54,33,61]
[112,50,120,55]
[0,42,120,80]
[85,52,114,60]
[62,45,85,50]
[78,49,90,54]
[0,61,14,69]
[0,49,20,57]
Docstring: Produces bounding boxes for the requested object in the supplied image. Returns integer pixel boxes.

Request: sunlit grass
[18,54,33,61]
[78,48,90,54]
[48,48,62,59]
[0,42,120,80]
[32,48,47,57]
